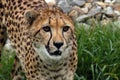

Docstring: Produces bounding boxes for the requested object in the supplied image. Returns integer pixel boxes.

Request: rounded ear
[68,10,78,22]
[24,10,39,25]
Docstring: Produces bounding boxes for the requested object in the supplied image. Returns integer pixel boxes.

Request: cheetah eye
[42,26,51,32]
[63,26,70,32]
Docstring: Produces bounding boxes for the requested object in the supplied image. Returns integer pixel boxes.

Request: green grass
[0,22,120,80]
[0,51,15,80]
[75,23,120,80]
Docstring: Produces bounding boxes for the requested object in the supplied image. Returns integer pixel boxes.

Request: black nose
[53,42,63,49]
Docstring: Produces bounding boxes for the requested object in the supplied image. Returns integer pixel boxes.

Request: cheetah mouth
[45,45,62,56]
[49,50,62,56]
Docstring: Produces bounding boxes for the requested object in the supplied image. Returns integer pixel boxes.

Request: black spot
[30,71,33,74]
[18,4,21,7]
[14,6,17,10]
[71,62,73,65]
[17,44,20,47]
[18,0,22,3]
[73,57,76,60]
[13,1,16,5]
[23,1,27,5]
[43,65,48,69]
[31,75,35,78]
[27,42,30,45]
[33,2,37,4]
[0,3,3,8]
[73,65,76,68]
[27,4,30,7]
[63,63,67,66]
[19,6,23,10]
[1,12,3,16]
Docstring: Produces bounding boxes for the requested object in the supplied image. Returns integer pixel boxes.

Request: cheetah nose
[53,42,63,49]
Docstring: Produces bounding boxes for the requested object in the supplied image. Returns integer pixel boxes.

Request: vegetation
[0,51,15,80]
[75,23,120,80]
[0,22,120,80]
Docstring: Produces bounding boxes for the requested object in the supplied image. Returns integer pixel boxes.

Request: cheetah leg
[0,2,25,79]
[7,28,40,79]
[7,24,41,79]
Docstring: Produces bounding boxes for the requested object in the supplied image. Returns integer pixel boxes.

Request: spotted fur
[0,0,77,80]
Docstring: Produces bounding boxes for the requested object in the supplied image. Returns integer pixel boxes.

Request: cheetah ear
[68,11,76,22]
[24,10,39,25]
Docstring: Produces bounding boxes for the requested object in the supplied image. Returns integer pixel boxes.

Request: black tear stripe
[46,17,52,51]
[46,31,52,52]
[34,29,40,37]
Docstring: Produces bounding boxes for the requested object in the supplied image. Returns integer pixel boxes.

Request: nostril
[53,42,63,49]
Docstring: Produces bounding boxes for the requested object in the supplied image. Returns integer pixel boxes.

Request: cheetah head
[25,6,75,60]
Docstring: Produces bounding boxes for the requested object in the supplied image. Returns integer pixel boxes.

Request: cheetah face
[25,8,74,59]
[33,24,73,59]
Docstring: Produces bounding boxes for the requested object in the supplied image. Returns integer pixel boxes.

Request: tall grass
[0,23,120,80]
[75,23,120,80]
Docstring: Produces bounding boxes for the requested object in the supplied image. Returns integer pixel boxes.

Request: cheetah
[0,0,78,80]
